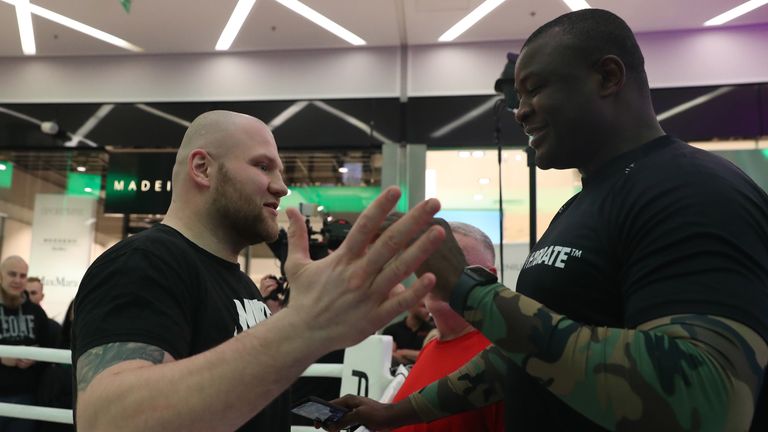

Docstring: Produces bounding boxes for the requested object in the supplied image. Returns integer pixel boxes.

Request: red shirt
[392,330,504,432]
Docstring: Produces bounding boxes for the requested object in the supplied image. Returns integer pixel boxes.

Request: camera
[263,275,289,304]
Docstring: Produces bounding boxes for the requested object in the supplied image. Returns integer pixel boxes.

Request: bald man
[389,222,503,432]
[0,256,53,432]
[72,110,446,432]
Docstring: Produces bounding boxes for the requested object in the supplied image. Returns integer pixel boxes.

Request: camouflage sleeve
[409,283,768,431]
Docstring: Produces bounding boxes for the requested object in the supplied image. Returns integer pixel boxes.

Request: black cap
[494,52,519,93]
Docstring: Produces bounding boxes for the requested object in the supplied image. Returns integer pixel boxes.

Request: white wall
[1,26,767,104]
[1,217,31,263]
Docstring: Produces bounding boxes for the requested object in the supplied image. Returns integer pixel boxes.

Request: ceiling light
[562,0,592,11]
[438,0,507,42]
[338,167,349,173]
[76,166,86,172]
[317,205,325,212]
[473,194,484,201]
[472,151,485,158]
[0,1,144,52]
[458,151,471,158]
[215,0,256,51]
[14,0,35,55]
[704,0,768,26]
[479,178,490,185]
[0,164,7,171]
[84,187,93,193]
[274,0,366,46]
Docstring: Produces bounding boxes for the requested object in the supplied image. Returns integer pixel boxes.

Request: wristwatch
[449,265,498,312]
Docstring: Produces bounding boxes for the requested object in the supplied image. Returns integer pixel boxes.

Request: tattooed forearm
[76,342,169,392]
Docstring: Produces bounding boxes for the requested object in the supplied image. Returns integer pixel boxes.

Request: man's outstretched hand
[284,187,447,351]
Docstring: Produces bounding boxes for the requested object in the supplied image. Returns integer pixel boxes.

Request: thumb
[285,208,310,274]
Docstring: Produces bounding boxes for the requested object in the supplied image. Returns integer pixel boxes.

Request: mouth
[263,202,279,216]
[524,126,547,148]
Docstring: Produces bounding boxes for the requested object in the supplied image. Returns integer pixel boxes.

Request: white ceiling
[0,0,767,57]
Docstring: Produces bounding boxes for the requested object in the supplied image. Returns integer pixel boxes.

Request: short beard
[210,164,279,245]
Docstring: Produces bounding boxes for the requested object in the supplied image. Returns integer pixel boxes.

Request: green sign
[0,161,12,189]
[280,186,383,213]
[67,172,101,198]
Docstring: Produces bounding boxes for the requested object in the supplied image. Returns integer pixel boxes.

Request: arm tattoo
[411,283,768,431]
[76,342,168,393]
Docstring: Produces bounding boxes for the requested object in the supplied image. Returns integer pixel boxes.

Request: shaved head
[1,255,29,301]
[172,110,272,187]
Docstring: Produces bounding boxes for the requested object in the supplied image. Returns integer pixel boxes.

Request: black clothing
[382,319,433,351]
[0,298,51,396]
[73,224,290,431]
[513,135,768,431]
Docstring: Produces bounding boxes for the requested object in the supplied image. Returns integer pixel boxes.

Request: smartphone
[290,396,349,424]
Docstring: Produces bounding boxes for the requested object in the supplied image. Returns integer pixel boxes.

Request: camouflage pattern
[409,282,768,431]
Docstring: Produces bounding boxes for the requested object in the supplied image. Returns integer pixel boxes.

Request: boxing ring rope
[0,335,395,431]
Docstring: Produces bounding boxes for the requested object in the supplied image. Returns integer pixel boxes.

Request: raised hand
[284,187,447,351]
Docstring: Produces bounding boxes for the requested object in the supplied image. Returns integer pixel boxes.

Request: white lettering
[128,180,138,191]
[548,246,563,265]
[554,247,571,268]
[141,180,151,191]
[113,180,125,191]
[154,180,163,192]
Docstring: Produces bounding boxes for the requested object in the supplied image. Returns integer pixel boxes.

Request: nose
[514,98,531,126]
[270,175,289,198]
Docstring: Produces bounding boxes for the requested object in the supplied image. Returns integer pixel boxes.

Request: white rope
[0,403,72,424]
[0,346,70,364]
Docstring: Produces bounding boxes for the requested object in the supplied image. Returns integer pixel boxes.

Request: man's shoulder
[91,224,194,268]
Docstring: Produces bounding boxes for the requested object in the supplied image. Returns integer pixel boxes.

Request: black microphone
[494,52,519,112]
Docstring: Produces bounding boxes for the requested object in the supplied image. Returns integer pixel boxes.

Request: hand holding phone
[291,396,349,425]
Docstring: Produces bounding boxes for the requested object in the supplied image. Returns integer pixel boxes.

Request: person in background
[382,301,433,367]
[26,277,63,347]
[329,9,768,432]
[389,221,503,432]
[0,256,52,432]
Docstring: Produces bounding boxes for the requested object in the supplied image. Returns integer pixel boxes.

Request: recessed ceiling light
[439,0,506,42]
[0,164,7,171]
[76,166,86,172]
[317,205,325,212]
[0,0,144,52]
[215,0,257,51]
[704,0,768,26]
[338,166,349,173]
[562,0,592,11]
[479,178,490,185]
[84,187,93,193]
[274,0,365,46]
[14,0,35,55]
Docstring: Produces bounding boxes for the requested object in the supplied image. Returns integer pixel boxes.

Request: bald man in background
[72,110,446,432]
[0,256,52,432]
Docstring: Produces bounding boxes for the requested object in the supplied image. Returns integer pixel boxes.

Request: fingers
[363,198,441,278]
[339,186,402,258]
[285,207,310,273]
[368,224,445,299]
[379,273,435,320]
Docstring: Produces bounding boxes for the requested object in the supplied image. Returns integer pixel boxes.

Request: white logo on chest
[523,245,583,270]
[233,299,271,335]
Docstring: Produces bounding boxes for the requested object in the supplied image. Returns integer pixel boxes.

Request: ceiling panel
[1,0,766,57]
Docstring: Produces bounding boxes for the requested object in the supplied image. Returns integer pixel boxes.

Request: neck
[581,120,665,176]
[0,288,23,308]
[437,322,473,342]
[163,205,243,263]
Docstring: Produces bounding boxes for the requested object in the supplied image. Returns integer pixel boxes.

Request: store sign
[105,153,175,214]
[28,194,96,321]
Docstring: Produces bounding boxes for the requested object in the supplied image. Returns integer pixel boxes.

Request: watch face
[465,265,497,283]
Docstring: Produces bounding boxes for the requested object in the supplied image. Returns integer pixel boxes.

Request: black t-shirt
[72,224,290,431]
[0,298,52,395]
[511,136,768,431]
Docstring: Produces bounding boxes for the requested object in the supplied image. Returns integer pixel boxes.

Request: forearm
[458,283,768,431]
[77,310,325,432]
[408,346,505,422]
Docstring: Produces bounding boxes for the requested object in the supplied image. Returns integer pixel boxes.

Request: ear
[488,265,498,276]
[188,149,213,189]
[595,55,625,97]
